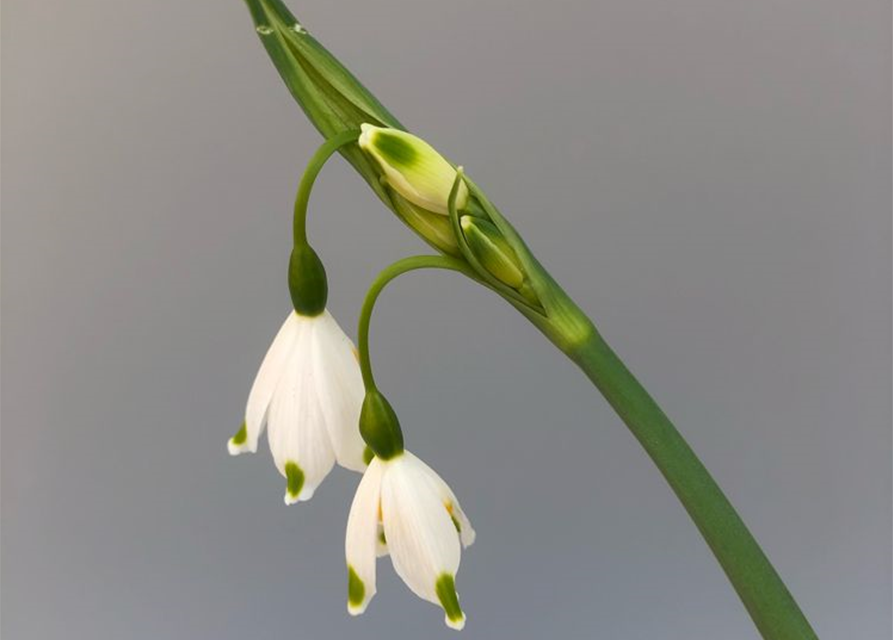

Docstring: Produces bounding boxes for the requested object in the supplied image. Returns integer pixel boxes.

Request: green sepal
[391,194,461,256]
[359,389,404,460]
[288,244,327,316]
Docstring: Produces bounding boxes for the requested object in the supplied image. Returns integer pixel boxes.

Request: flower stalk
[240,1,820,637]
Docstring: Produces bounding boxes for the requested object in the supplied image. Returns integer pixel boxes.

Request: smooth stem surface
[357,255,475,390]
[292,129,360,246]
[568,330,818,640]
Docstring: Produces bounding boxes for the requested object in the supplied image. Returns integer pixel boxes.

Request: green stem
[565,328,819,640]
[357,255,476,390]
[292,128,360,247]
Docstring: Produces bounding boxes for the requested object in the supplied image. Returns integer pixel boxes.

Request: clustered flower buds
[228,309,366,503]
[358,124,538,308]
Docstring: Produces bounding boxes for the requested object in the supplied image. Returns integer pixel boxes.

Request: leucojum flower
[346,398,475,629]
[227,148,369,503]
[227,306,366,503]
[229,2,821,638]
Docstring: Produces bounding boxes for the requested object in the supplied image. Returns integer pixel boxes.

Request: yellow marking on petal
[445,501,462,533]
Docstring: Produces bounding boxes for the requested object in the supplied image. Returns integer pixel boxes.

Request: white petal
[410,454,476,547]
[267,324,335,503]
[234,311,299,455]
[345,458,384,615]
[375,523,389,557]
[311,311,367,472]
[381,452,462,606]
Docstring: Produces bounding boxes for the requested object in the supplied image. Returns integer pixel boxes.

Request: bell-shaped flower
[227,310,367,504]
[358,124,468,215]
[345,450,475,630]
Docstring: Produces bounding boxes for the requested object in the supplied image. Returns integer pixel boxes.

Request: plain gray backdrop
[2,0,890,638]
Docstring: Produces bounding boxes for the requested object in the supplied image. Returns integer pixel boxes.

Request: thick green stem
[566,329,818,640]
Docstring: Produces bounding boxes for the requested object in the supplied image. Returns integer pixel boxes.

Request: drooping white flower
[345,450,475,630]
[358,124,468,215]
[228,310,367,504]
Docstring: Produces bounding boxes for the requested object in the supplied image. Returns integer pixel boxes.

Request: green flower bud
[288,244,328,316]
[359,388,404,460]
[358,124,468,215]
[460,216,526,289]
[391,195,461,256]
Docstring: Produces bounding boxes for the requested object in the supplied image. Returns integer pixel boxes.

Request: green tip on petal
[228,422,252,456]
[231,422,248,445]
[364,125,418,168]
[284,461,305,504]
[347,565,366,612]
[435,574,465,630]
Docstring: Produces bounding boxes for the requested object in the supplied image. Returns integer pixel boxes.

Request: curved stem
[357,255,475,390]
[293,129,361,247]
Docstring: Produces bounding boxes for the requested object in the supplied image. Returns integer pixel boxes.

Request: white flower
[228,310,367,504]
[358,124,468,215]
[345,450,475,630]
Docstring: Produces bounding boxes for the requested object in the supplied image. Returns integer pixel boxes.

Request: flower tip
[227,438,244,456]
[444,613,466,631]
[227,438,256,456]
[283,461,312,504]
[227,422,253,456]
[347,566,371,615]
[435,574,465,631]
[284,483,315,505]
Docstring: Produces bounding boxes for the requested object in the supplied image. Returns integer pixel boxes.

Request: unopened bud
[359,124,468,215]
[460,216,526,289]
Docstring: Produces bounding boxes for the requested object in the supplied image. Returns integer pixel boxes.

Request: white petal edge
[410,453,476,547]
[235,311,300,455]
[345,458,384,615]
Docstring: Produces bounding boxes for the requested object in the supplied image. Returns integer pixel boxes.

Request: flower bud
[391,196,461,256]
[359,124,468,215]
[460,216,525,289]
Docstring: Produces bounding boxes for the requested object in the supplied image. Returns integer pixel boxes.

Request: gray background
[2,0,890,638]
